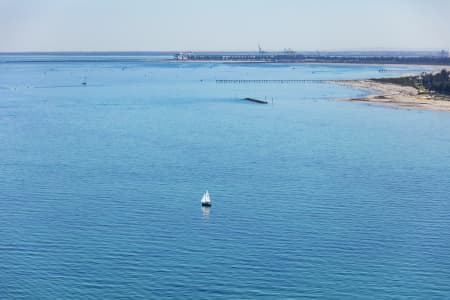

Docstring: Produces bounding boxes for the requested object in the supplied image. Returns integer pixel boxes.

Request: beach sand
[331,79,450,112]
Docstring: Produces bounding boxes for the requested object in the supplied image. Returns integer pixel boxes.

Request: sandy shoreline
[331,79,450,111]
[327,64,450,112]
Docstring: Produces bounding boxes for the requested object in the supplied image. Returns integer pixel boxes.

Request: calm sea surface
[1,55,450,299]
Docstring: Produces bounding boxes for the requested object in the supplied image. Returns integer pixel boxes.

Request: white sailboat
[201,190,211,207]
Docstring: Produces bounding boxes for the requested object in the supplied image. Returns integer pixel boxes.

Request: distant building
[283,48,296,54]
[175,52,192,60]
[440,49,449,58]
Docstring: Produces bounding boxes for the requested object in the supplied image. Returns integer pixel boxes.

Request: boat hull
[201,202,211,207]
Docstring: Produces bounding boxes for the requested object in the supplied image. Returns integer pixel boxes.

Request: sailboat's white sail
[201,191,211,205]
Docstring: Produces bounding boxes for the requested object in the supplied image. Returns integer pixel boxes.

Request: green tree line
[373,69,450,96]
[421,69,450,95]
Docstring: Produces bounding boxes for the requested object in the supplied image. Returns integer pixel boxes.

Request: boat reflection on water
[201,206,210,218]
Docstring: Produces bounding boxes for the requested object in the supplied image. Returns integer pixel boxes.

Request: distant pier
[217,79,329,84]
[216,79,354,86]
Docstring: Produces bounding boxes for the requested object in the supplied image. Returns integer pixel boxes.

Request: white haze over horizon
[1,0,449,52]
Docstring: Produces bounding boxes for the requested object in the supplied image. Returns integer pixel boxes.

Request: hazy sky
[1,0,449,52]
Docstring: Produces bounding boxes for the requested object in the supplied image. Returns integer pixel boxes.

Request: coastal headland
[331,78,450,111]
[329,67,450,111]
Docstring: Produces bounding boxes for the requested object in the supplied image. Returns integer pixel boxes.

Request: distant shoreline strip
[0,59,148,63]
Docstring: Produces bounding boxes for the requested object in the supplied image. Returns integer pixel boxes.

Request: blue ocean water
[1,55,450,299]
